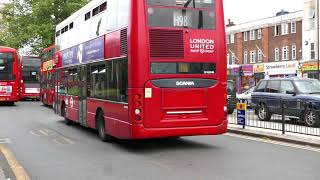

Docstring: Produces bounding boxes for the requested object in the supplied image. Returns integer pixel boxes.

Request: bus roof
[56,0,105,31]
[41,45,55,54]
[0,46,17,52]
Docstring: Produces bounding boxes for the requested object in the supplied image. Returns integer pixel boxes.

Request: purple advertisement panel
[82,36,104,63]
[62,45,79,66]
[62,36,105,66]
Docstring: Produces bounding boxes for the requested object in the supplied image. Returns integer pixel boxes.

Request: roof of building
[226,10,304,34]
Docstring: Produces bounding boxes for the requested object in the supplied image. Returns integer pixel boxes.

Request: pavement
[0,101,320,180]
[0,146,18,180]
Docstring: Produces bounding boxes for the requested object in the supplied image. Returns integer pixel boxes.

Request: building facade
[226,11,303,93]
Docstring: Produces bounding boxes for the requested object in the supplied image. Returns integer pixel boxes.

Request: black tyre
[61,104,72,126]
[7,102,15,106]
[96,111,113,142]
[257,104,271,121]
[303,110,320,127]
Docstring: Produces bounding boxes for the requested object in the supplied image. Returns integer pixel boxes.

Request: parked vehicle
[237,86,255,107]
[227,80,237,114]
[251,78,320,127]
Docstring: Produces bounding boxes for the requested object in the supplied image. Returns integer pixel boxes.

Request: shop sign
[264,61,298,75]
[254,64,265,73]
[302,62,319,72]
[242,65,253,76]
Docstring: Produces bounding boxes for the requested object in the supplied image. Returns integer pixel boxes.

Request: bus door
[54,69,59,114]
[78,65,87,127]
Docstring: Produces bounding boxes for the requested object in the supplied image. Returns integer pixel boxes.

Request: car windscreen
[295,80,320,94]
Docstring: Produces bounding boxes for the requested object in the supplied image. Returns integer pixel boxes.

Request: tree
[0,0,88,55]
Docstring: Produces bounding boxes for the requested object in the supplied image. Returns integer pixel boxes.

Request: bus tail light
[133,93,143,122]
[135,115,142,121]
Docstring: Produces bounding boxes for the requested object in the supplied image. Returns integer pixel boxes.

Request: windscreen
[0,52,15,81]
[147,0,216,29]
[22,57,41,83]
[151,62,215,74]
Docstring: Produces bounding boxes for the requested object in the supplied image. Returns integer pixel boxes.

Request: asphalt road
[0,102,320,180]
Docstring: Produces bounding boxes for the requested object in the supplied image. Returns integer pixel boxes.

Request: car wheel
[304,110,320,127]
[96,111,113,142]
[257,104,271,121]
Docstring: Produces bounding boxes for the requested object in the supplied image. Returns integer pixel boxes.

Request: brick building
[226,11,303,92]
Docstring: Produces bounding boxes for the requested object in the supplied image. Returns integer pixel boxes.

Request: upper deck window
[146,0,215,9]
[85,12,91,21]
[0,52,15,80]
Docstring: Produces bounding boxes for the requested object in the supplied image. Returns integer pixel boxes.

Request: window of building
[230,34,235,44]
[226,35,230,44]
[227,54,230,65]
[85,12,91,21]
[291,22,296,33]
[258,50,263,62]
[249,30,255,40]
[250,51,256,63]
[257,29,262,39]
[275,48,279,61]
[244,31,248,41]
[244,51,248,64]
[281,23,289,35]
[274,25,280,36]
[232,53,236,64]
[282,46,289,60]
[292,45,296,60]
[311,43,316,60]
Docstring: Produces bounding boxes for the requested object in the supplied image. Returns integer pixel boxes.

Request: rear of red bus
[128,0,227,138]
[20,56,41,100]
[40,45,58,106]
[0,46,20,105]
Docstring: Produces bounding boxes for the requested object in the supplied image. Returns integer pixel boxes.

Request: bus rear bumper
[0,96,19,102]
[21,93,40,100]
[130,120,228,139]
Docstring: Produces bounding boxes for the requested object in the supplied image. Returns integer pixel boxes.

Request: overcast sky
[224,0,305,24]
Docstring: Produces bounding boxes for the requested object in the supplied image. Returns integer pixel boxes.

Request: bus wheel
[62,104,72,126]
[97,111,113,142]
[8,102,15,106]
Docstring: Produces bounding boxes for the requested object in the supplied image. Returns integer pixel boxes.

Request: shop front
[302,61,320,79]
[264,61,299,78]
[253,64,265,84]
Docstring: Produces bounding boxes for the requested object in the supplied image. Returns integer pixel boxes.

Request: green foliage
[0,0,88,55]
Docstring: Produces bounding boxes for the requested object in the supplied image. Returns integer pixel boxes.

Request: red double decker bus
[0,46,20,105]
[40,45,61,107]
[55,0,227,141]
[20,56,41,100]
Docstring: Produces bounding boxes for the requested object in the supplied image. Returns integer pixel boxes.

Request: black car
[252,78,320,127]
[227,80,238,114]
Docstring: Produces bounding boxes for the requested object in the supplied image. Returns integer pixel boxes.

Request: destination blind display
[147,8,215,30]
[146,0,215,8]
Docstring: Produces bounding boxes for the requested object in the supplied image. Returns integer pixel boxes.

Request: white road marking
[226,133,320,153]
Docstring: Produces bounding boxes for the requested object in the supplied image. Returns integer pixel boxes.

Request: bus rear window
[146,0,215,8]
[151,62,215,74]
[0,52,15,81]
[147,8,215,29]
